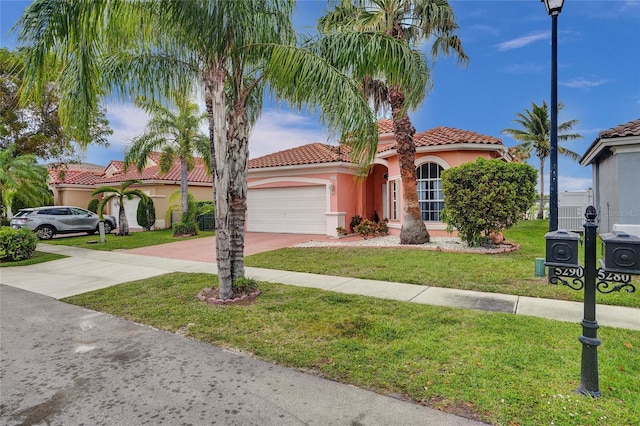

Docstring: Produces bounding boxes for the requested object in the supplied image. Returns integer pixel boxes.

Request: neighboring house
[46,119,510,235]
[580,118,640,236]
[247,119,510,236]
[48,162,107,207]
[49,153,212,230]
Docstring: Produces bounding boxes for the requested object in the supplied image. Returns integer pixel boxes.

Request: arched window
[416,163,444,221]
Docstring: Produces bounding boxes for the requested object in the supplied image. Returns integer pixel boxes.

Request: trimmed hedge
[0,227,38,261]
[441,158,537,246]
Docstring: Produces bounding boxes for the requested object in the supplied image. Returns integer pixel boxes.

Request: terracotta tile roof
[48,163,107,185]
[417,126,502,146]
[106,160,126,174]
[98,157,211,184]
[376,126,503,153]
[377,118,395,134]
[249,143,350,169]
[250,126,503,168]
[598,118,640,139]
[580,118,640,165]
[48,169,103,185]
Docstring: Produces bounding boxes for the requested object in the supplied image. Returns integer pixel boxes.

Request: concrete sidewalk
[2,243,639,331]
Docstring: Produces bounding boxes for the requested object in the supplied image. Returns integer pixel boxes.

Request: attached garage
[247,186,327,234]
[111,197,141,229]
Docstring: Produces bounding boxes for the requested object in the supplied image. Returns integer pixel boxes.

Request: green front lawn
[41,228,215,251]
[245,220,640,308]
[0,251,66,267]
[64,273,640,426]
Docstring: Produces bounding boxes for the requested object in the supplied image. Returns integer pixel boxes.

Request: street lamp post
[542,0,564,232]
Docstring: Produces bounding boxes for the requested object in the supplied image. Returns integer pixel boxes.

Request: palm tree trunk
[227,105,248,284]
[204,65,234,300]
[180,158,189,223]
[389,86,429,244]
[537,156,545,220]
[118,201,129,236]
[204,85,222,285]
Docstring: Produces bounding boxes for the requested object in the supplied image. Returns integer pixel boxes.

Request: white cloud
[538,174,592,193]
[470,24,499,37]
[504,62,546,74]
[559,175,592,192]
[105,103,150,149]
[249,110,329,158]
[496,31,549,51]
[560,78,611,89]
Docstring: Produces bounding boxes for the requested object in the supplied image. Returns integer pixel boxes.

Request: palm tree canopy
[124,94,210,174]
[17,0,431,168]
[318,0,468,108]
[0,144,51,215]
[502,101,582,162]
[92,180,148,206]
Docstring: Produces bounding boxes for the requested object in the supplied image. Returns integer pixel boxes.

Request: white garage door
[111,198,141,229]
[247,186,326,234]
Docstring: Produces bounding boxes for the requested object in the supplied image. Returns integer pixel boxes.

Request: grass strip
[245,220,640,309]
[64,272,640,425]
[41,228,215,251]
[0,251,65,267]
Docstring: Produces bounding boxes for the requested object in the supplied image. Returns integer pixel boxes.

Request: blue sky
[2,0,639,192]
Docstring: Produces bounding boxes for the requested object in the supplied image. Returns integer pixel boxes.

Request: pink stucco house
[247,119,510,237]
[46,119,509,235]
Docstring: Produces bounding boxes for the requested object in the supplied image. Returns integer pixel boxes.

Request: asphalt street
[0,285,484,425]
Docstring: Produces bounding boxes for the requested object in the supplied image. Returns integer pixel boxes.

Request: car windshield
[14,210,33,217]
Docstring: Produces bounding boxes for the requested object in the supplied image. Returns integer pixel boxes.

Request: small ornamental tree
[136,197,156,231]
[87,198,100,213]
[441,158,537,246]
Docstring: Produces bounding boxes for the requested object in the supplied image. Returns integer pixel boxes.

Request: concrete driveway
[122,232,336,262]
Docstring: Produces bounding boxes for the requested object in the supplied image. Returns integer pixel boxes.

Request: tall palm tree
[319,0,468,244]
[125,94,209,225]
[502,101,582,219]
[0,144,51,219]
[17,0,426,299]
[92,180,149,236]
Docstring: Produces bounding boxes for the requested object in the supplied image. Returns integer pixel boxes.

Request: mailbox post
[545,206,639,397]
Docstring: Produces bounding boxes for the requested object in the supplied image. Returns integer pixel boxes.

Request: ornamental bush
[441,158,537,246]
[137,197,156,231]
[0,227,38,261]
[172,221,198,236]
[355,218,389,239]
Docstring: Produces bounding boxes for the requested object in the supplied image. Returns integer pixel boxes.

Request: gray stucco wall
[617,151,640,226]
[595,150,619,233]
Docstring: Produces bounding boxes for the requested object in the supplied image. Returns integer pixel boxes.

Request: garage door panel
[247,186,326,234]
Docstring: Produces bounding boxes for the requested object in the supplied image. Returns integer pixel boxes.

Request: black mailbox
[600,231,640,275]
[545,229,581,268]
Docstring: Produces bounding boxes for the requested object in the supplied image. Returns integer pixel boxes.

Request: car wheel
[103,221,113,234]
[36,225,55,240]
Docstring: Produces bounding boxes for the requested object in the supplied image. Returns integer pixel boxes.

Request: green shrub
[137,197,156,231]
[0,227,38,261]
[172,221,198,236]
[87,198,100,213]
[441,158,536,246]
[355,219,389,239]
[232,277,259,296]
[350,215,362,233]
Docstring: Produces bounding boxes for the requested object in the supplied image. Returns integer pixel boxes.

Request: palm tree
[92,180,149,236]
[502,101,582,219]
[0,144,51,219]
[125,94,209,225]
[319,0,468,245]
[17,0,426,299]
